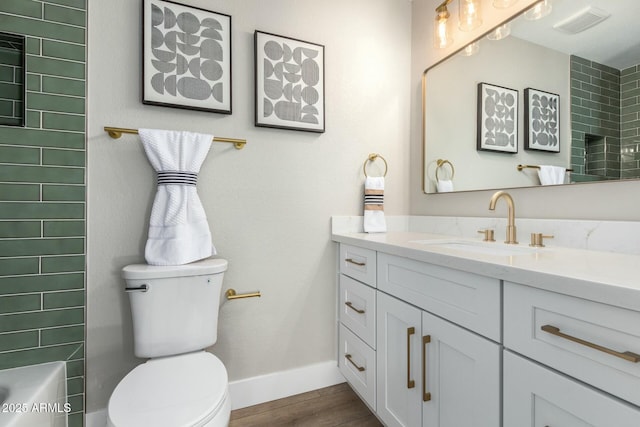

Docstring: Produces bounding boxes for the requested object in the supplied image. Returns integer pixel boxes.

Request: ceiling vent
[553,7,611,35]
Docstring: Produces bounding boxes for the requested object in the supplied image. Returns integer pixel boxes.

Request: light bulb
[459,0,483,32]
[524,0,552,20]
[460,41,480,56]
[486,23,511,40]
[434,5,453,48]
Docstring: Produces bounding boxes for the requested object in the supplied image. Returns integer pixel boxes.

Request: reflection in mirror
[0,32,25,127]
[423,0,640,193]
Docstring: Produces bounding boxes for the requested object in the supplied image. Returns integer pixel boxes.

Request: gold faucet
[488,191,517,244]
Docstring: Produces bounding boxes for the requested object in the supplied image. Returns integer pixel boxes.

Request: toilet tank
[122,258,228,358]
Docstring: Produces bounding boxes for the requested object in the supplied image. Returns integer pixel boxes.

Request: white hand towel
[138,128,216,265]
[363,177,386,233]
[436,179,454,192]
[537,165,566,185]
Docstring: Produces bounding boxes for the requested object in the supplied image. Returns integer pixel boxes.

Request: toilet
[107,258,231,427]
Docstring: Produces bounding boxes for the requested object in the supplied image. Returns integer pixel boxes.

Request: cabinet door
[422,310,501,427]
[377,292,422,427]
[504,351,640,427]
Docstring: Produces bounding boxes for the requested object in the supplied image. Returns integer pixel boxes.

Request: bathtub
[0,362,68,427]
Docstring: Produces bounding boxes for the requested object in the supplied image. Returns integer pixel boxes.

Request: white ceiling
[510,0,640,70]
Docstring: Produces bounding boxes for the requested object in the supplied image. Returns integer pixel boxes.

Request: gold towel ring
[363,153,388,177]
[436,159,455,181]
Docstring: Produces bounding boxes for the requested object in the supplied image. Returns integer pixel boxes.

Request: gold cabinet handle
[541,325,640,363]
[226,289,261,300]
[345,258,366,266]
[407,327,416,389]
[422,335,432,402]
[345,301,365,314]
[345,354,365,372]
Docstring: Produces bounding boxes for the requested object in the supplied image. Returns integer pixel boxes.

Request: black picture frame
[524,88,560,152]
[254,30,325,133]
[477,82,518,153]
[142,0,232,114]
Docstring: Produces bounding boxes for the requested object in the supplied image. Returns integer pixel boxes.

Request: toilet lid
[108,352,228,427]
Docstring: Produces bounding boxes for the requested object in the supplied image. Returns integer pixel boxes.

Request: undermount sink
[410,239,543,256]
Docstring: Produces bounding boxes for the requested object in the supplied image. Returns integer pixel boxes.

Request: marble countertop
[332,230,640,312]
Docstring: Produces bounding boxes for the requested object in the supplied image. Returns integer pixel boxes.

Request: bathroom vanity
[332,217,640,427]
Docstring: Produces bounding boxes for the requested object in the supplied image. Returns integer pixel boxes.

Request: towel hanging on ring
[363,153,387,233]
[138,128,216,266]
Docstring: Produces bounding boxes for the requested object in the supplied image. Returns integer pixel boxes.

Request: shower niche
[0,31,25,127]
[584,134,620,180]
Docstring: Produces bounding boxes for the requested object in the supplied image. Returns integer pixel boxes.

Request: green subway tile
[42,185,85,202]
[27,56,85,80]
[26,74,41,91]
[0,145,40,164]
[41,324,84,345]
[26,109,41,127]
[65,358,83,378]
[0,220,40,237]
[42,113,85,133]
[44,4,86,28]
[67,412,84,427]
[0,238,84,257]
[0,293,41,314]
[0,0,43,19]
[43,147,85,166]
[0,257,40,275]
[42,76,84,97]
[42,255,84,273]
[0,165,84,184]
[0,99,13,116]
[66,377,83,395]
[27,93,84,114]
[0,127,84,149]
[0,307,83,333]
[43,220,85,236]
[42,39,85,63]
[16,201,73,222]
[0,272,84,295]
[0,330,39,351]
[0,66,14,83]
[26,38,40,56]
[0,82,23,100]
[67,393,84,413]
[67,342,83,360]
[0,342,82,369]
[0,184,40,202]
[44,0,86,11]
[0,16,85,45]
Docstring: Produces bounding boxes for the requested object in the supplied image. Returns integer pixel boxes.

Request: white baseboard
[86,361,345,424]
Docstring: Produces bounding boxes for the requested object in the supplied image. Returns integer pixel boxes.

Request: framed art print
[255,31,325,133]
[142,0,232,114]
[525,88,560,152]
[477,82,518,153]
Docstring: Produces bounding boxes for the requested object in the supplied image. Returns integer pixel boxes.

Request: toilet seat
[107,352,229,427]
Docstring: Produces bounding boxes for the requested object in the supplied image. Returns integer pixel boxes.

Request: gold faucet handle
[478,229,495,242]
[530,233,553,247]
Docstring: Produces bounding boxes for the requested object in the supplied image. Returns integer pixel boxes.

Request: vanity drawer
[377,253,501,342]
[339,274,376,348]
[504,282,640,407]
[339,244,376,287]
[339,323,376,410]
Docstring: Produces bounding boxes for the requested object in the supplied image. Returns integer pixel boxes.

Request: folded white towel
[138,128,216,265]
[363,176,386,233]
[436,179,454,192]
[537,165,566,185]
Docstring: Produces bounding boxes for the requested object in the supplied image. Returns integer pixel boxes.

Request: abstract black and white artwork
[477,82,518,153]
[143,0,231,114]
[255,31,324,133]
[525,88,560,152]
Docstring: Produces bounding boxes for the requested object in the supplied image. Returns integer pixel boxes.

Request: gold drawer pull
[345,354,365,372]
[345,258,366,266]
[345,301,365,314]
[407,327,416,389]
[541,325,640,363]
[422,335,432,402]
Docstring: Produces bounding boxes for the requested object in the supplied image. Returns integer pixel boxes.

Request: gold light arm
[225,289,261,300]
[104,126,247,149]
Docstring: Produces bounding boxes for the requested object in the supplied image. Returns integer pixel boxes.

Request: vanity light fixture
[524,0,552,21]
[486,23,511,40]
[459,0,483,32]
[434,0,453,49]
[460,41,480,56]
[492,0,518,8]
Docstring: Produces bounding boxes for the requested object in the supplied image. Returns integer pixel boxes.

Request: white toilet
[107,258,231,427]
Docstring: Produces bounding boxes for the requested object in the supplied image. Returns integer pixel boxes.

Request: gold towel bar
[517,164,573,172]
[225,289,261,300]
[104,126,247,150]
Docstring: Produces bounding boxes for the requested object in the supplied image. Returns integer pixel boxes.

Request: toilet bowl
[107,258,231,427]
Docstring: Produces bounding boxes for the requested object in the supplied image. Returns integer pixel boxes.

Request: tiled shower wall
[621,64,640,178]
[0,1,86,426]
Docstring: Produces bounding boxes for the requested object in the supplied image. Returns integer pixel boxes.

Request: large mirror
[0,32,25,127]
[423,0,640,193]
